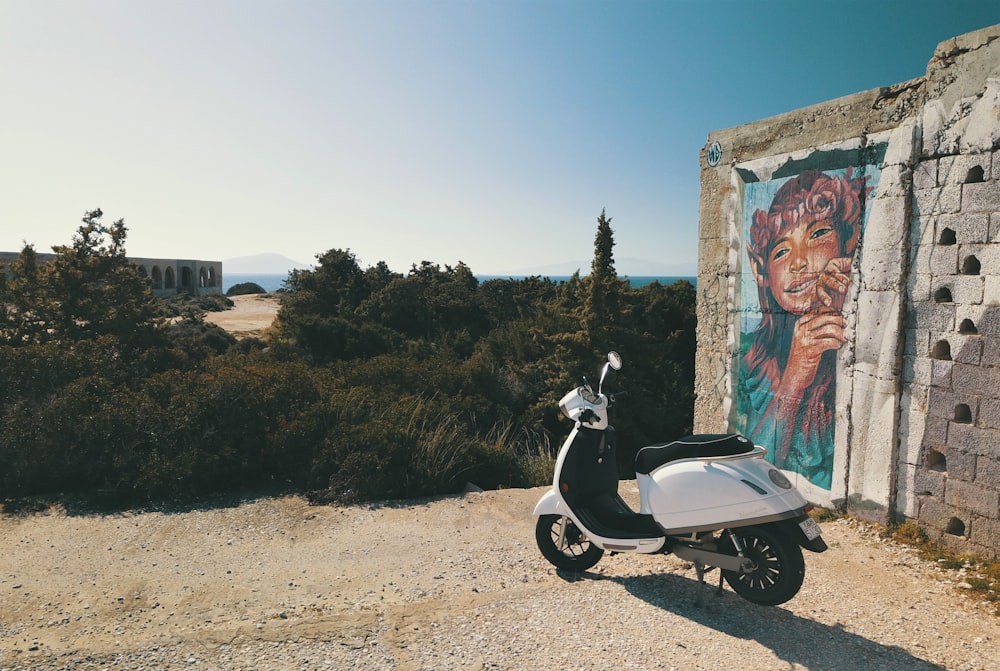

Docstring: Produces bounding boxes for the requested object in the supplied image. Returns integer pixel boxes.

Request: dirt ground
[1,486,998,670]
[203,294,280,338]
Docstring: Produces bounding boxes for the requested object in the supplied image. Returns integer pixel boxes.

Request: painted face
[762,218,842,315]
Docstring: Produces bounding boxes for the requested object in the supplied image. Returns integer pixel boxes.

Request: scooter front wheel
[535,514,604,571]
[720,525,805,606]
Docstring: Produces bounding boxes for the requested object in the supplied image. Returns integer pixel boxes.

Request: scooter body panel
[641,453,809,534]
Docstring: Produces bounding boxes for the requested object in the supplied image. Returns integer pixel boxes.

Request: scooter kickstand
[693,559,706,608]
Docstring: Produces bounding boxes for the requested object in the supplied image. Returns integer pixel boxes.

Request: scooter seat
[634,433,754,475]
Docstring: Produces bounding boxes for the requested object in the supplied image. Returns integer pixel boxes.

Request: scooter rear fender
[771,515,829,553]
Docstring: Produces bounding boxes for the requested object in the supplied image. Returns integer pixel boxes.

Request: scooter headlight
[768,469,792,489]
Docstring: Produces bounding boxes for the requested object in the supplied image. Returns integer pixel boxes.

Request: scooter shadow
[556,568,946,671]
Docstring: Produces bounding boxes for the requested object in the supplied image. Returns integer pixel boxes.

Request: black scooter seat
[634,433,755,475]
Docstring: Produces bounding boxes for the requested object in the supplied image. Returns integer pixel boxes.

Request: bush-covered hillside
[0,209,695,506]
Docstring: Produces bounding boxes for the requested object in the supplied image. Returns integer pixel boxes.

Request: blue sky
[1,1,997,276]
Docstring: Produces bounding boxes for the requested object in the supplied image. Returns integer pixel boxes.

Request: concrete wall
[696,25,1000,556]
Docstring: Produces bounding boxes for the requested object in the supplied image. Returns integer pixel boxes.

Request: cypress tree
[585,208,618,343]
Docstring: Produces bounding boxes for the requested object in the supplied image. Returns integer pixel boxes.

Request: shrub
[307,391,530,503]
[227,282,267,296]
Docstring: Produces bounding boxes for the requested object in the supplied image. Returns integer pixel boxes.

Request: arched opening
[958,318,978,334]
[208,266,217,287]
[938,228,957,245]
[151,266,163,289]
[164,267,176,289]
[964,165,985,183]
[954,404,972,424]
[933,287,953,303]
[961,255,981,275]
[925,449,947,472]
[199,267,208,288]
[181,267,193,289]
[945,517,966,536]
[931,340,951,360]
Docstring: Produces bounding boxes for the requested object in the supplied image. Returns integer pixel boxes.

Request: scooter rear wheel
[720,525,804,606]
[535,514,604,571]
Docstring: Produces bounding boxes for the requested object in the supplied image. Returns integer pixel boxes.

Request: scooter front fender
[532,489,569,517]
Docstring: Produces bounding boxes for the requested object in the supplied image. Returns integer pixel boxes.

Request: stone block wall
[696,25,1000,556]
[901,140,1000,556]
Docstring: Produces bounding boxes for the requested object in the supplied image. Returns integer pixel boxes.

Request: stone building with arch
[696,25,1000,556]
[0,252,222,298]
[128,257,223,298]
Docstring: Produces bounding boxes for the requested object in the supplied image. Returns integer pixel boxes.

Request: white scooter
[533,352,827,606]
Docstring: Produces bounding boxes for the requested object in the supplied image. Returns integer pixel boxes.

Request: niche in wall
[931,340,952,360]
[965,165,985,183]
[954,403,972,424]
[934,287,953,303]
[961,255,981,275]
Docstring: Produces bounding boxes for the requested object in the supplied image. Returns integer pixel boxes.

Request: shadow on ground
[558,568,945,671]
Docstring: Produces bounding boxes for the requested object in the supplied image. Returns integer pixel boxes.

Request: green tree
[0,244,48,346]
[359,261,487,350]
[281,248,370,319]
[0,210,163,353]
[584,208,623,345]
[591,208,616,282]
[276,249,399,362]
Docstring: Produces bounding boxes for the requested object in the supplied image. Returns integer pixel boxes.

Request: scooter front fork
[556,516,569,550]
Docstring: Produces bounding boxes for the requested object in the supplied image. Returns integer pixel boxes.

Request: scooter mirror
[607,351,622,370]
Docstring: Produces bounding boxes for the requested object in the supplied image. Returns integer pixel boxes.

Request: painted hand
[813,257,853,312]
[779,311,848,398]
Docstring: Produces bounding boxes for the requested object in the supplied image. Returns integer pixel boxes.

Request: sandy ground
[0,486,998,670]
[203,294,280,338]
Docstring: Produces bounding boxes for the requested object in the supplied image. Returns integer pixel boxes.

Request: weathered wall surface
[696,25,1000,557]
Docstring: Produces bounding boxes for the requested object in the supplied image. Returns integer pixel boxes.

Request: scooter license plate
[799,517,822,541]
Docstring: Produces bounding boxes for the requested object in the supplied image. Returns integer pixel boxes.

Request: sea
[222,273,696,294]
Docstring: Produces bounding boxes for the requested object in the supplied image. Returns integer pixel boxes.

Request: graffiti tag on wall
[730,147,885,490]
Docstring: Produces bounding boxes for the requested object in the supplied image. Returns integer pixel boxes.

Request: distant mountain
[223,253,310,274]
[509,257,696,278]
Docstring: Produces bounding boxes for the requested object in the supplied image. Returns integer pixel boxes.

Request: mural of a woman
[736,168,872,490]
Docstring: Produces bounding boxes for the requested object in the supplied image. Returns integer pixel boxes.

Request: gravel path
[1,485,997,670]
